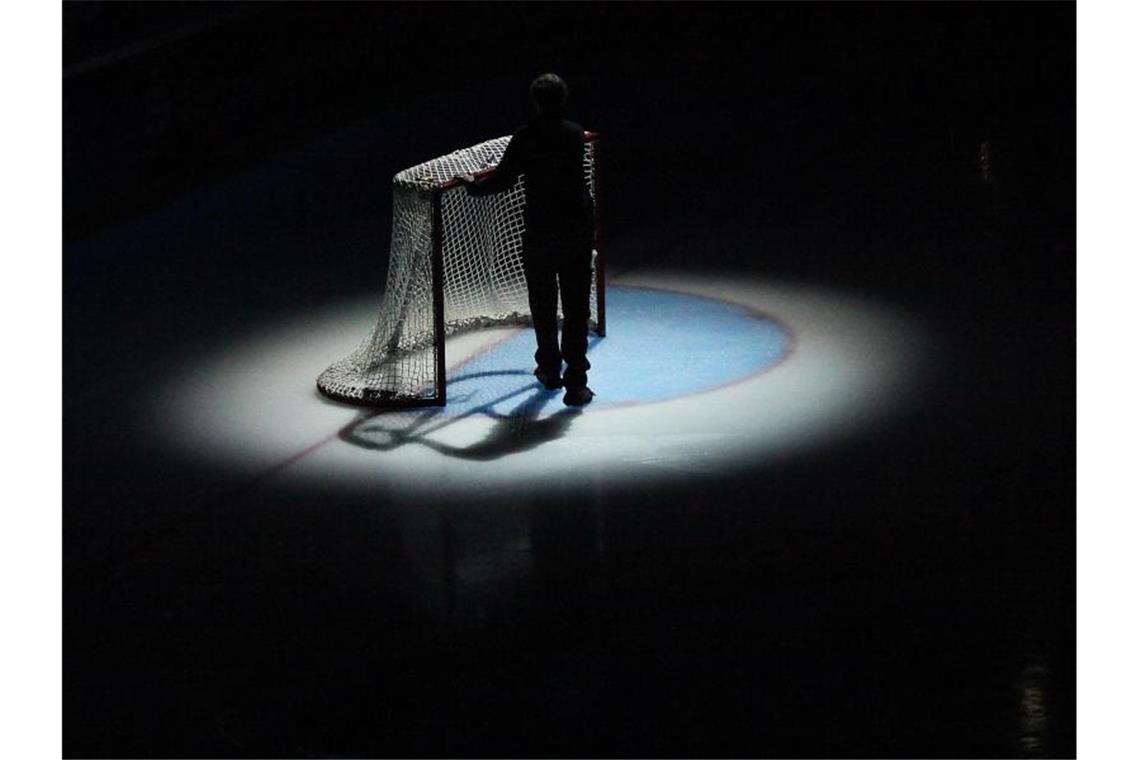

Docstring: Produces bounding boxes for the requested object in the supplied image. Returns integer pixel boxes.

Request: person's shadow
[340,370,582,461]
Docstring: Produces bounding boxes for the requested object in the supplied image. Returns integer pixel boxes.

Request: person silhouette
[457,73,597,407]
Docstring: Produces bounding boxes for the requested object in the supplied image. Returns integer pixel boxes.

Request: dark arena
[61,3,1076,757]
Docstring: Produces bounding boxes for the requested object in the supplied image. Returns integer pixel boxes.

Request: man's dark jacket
[468,114,594,245]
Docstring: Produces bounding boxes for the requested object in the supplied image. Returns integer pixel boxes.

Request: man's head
[530,73,568,116]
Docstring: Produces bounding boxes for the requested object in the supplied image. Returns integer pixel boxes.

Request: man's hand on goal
[455,172,479,196]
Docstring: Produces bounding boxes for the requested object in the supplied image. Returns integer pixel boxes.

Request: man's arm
[461,134,523,197]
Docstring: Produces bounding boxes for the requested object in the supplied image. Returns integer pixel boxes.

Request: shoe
[563,386,595,407]
[534,367,563,390]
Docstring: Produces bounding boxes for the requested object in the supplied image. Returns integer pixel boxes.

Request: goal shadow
[339,369,582,461]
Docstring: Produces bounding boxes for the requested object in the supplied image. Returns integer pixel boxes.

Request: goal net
[317,132,604,406]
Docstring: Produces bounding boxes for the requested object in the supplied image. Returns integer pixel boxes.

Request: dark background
[64,2,1074,757]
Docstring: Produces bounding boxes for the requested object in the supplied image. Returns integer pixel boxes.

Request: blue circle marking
[437,286,792,417]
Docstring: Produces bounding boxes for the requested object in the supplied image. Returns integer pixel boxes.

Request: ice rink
[64,5,1074,754]
[158,272,927,498]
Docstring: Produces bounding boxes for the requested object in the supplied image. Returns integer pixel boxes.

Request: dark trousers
[524,236,592,389]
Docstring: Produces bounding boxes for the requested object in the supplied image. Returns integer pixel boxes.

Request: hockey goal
[317,131,604,406]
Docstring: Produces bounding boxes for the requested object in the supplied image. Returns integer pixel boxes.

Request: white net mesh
[317,134,600,405]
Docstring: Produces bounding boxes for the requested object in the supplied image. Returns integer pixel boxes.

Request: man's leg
[523,244,562,380]
[557,242,593,391]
